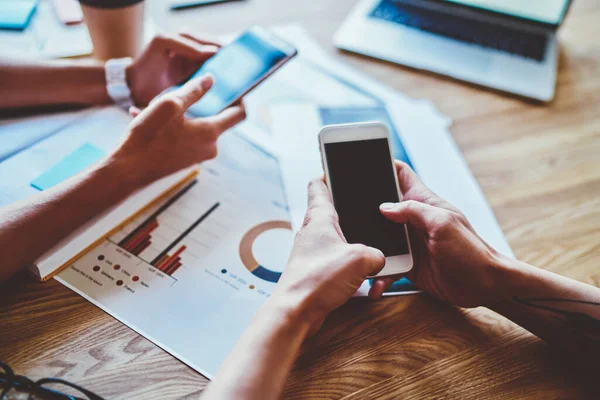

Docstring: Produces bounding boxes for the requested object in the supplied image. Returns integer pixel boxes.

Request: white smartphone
[319,122,413,277]
[183,26,298,117]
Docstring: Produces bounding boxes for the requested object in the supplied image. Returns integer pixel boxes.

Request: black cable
[1,360,105,400]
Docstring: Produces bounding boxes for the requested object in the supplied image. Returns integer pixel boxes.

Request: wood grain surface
[1,0,599,398]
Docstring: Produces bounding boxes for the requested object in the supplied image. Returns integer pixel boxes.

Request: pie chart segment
[239,221,293,283]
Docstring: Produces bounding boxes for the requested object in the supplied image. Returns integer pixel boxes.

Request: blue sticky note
[31,143,105,191]
[0,0,38,31]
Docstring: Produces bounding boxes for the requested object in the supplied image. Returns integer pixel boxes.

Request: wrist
[94,152,150,193]
[86,62,114,105]
[262,293,324,339]
[59,61,113,106]
[484,251,530,306]
[125,63,139,106]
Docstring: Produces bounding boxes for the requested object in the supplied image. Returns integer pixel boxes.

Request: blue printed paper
[30,143,105,191]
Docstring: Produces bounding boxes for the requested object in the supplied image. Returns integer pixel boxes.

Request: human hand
[370,161,503,308]
[109,74,245,187]
[126,33,221,107]
[270,179,385,334]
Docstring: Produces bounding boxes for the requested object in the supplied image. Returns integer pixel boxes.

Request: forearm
[0,156,144,282]
[203,300,313,400]
[0,58,111,110]
[488,256,600,362]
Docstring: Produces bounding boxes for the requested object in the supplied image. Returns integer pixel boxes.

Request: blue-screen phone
[184,26,298,117]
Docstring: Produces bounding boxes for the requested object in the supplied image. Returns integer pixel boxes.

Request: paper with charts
[57,131,294,378]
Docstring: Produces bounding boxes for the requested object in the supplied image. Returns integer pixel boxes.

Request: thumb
[379,200,438,230]
[306,178,334,211]
[359,245,386,277]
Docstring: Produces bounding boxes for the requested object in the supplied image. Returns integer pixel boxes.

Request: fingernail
[201,74,214,90]
[380,202,396,211]
[128,106,140,117]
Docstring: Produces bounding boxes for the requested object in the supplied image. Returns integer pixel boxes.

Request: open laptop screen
[442,0,570,25]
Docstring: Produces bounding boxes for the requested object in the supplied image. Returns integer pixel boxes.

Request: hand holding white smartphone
[319,122,414,277]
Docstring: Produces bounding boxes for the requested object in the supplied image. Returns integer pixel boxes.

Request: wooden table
[1,0,599,398]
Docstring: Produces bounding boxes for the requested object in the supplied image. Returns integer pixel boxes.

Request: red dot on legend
[116,280,123,286]
[113,264,121,270]
[249,285,255,290]
[132,276,140,282]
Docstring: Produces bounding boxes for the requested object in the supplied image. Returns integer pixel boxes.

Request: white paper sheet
[0,109,90,162]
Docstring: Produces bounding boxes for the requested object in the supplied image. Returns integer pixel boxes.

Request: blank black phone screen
[325,138,409,256]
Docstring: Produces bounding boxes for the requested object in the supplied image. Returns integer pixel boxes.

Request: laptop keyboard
[369,0,548,62]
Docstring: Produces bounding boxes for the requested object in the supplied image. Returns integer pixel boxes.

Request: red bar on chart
[157,245,187,271]
[123,219,158,252]
[167,262,183,276]
[130,237,152,256]
[162,257,181,274]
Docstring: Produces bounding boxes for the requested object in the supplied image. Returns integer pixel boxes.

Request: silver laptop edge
[334,0,571,102]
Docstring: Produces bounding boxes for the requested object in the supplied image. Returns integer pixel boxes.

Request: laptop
[334,0,572,102]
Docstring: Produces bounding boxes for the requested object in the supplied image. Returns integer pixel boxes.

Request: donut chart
[239,220,292,283]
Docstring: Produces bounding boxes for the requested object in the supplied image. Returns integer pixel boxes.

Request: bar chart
[112,180,223,277]
[107,130,291,286]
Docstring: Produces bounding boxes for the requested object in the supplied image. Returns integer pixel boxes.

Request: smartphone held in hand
[183,26,298,117]
[319,122,413,277]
